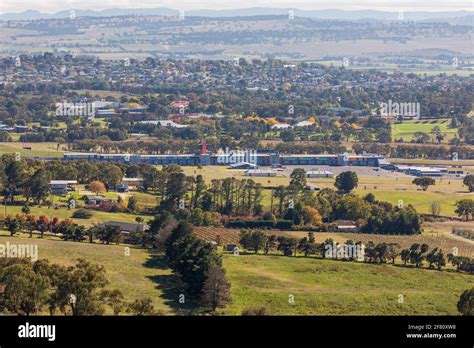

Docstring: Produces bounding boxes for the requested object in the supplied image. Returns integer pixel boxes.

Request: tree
[89,181,106,194]
[264,235,277,255]
[201,266,232,312]
[22,205,30,214]
[127,196,138,211]
[430,201,441,216]
[413,132,431,144]
[96,225,121,245]
[407,243,429,268]
[277,236,297,256]
[166,233,222,295]
[273,185,287,216]
[386,243,401,264]
[101,289,125,315]
[301,206,322,226]
[284,208,301,225]
[4,215,23,236]
[455,199,474,221]
[463,174,474,193]
[400,249,410,265]
[127,298,156,316]
[28,169,51,203]
[289,168,307,195]
[0,260,50,315]
[426,248,442,269]
[334,171,358,193]
[49,259,109,315]
[102,165,123,190]
[412,177,435,191]
[298,234,317,257]
[239,230,267,254]
[457,288,473,316]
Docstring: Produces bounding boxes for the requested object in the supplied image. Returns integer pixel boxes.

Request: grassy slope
[391,118,458,142]
[0,142,64,157]
[223,254,473,315]
[1,232,471,315]
[0,234,176,314]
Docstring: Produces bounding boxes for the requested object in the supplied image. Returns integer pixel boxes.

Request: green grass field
[0,142,64,157]
[223,254,473,315]
[0,204,150,227]
[0,233,471,315]
[0,234,176,314]
[391,118,458,142]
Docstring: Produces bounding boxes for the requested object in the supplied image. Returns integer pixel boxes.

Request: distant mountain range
[0,7,472,23]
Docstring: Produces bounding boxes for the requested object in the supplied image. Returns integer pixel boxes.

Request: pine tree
[201,266,232,312]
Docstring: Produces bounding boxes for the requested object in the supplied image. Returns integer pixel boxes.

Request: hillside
[1,232,472,315]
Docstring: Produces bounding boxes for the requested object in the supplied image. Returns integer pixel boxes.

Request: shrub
[226,219,294,230]
[274,220,294,230]
[72,209,93,219]
[242,307,268,316]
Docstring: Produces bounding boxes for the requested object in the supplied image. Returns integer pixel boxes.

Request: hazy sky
[0,0,472,13]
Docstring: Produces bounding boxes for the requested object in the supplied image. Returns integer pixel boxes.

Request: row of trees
[4,214,124,244]
[238,231,473,272]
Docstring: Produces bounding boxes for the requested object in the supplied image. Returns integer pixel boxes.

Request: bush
[242,306,268,316]
[226,219,294,230]
[71,209,93,219]
[274,220,294,230]
[262,211,276,221]
[226,220,273,229]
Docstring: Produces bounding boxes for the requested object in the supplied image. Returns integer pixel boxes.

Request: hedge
[225,219,294,230]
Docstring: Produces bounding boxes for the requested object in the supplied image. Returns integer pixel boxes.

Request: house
[333,220,359,232]
[97,221,149,234]
[121,177,144,188]
[271,123,291,130]
[224,244,238,252]
[294,121,314,128]
[139,120,188,128]
[85,196,116,206]
[49,180,77,195]
[116,183,129,193]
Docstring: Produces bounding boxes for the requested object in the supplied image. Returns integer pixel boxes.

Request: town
[0,4,472,333]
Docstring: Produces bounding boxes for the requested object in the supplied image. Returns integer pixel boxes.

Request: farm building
[49,180,77,195]
[85,196,116,206]
[245,169,277,177]
[305,169,334,178]
[98,221,149,234]
[394,165,447,177]
[229,162,257,170]
[333,220,359,232]
[121,177,143,188]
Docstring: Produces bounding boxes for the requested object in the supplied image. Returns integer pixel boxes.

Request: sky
[0,0,472,13]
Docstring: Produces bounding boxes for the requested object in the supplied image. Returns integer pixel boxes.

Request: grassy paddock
[223,253,473,315]
[0,234,176,314]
